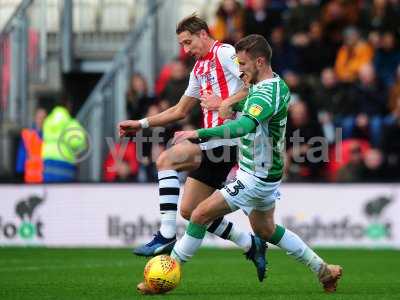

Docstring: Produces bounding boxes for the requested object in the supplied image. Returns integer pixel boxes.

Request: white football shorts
[220,168,281,215]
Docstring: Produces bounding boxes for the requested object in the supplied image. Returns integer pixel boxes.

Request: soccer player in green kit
[138,34,342,294]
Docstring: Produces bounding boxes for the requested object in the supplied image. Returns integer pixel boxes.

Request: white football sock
[171,222,206,263]
[277,228,324,274]
[158,170,180,239]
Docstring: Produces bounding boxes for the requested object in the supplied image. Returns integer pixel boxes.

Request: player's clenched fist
[219,101,234,119]
[118,120,141,137]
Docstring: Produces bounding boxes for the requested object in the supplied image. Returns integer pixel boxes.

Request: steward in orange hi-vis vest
[21,129,43,183]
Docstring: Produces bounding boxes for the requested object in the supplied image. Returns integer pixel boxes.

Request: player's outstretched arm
[172,115,256,144]
[197,115,256,139]
[148,95,197,127]
[118,95,197,137]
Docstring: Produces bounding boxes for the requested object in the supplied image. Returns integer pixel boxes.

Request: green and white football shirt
[239,74,290,179]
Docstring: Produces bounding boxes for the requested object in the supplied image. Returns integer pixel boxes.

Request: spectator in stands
[137,105,164,183]
[348,64,386,146]
[285,0,320,37]
[361,0,400,33]
[368,30,381,51]
[328,138,372,182]
[336,141,364,182]
[360,148,387,182]
[126,73,157,120]
[155,64,173,97]
[212,0,244,45]
[243,0,282,40]
[296,21,337,76]
[16,107,47,183]
[160,59,189,108]
[374,31,400,88]
[313,68,353,118]
[334,27,374,83]
[388,65,400,116]
[270,26,299,75]
[381,94,400,179]
[320,0,347,47]
[285,99,325,181]
[313,68,350,144]
[283,70,317,118]
[103,141,139,182]
[41,104,86,182]
[320,0,361,33]
[137,142,166,183]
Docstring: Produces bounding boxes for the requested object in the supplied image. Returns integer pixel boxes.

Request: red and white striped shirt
[184,41,243,129]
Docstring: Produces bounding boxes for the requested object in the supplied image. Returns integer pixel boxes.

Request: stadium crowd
[111,0,400,183]
[13,0,400,183]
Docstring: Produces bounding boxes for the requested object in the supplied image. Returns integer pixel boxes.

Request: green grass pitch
[0,248,399,300]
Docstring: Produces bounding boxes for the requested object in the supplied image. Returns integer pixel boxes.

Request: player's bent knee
[190,207,210,225]
[157,144,198,171]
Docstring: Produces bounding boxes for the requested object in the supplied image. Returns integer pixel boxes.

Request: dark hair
[176,14,210,35]
[235,34,272,63]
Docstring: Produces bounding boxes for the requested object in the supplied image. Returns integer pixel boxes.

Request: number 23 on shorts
[224,179,245,197]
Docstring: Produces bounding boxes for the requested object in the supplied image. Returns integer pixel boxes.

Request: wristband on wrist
[139,118,149,128]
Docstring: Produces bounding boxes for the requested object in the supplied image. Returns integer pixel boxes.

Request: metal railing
[0,0,53,124]
[0,0,216,181]
[76,0,173,181]
[1,0,31,127]
[74,0,226,182]
[72,0,143,57]
[0,0,51,179]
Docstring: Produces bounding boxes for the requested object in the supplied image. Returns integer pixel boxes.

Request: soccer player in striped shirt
[160,34,342,293]
[119,15,266,274]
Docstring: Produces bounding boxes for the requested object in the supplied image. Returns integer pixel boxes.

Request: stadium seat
[28,0,60,33]
[130,0,144,21]
[99,0,133,32]
[179,0,221,24]
[73,0,98,32]
[327,139,371,181]
[0,0,20,31]
[180,0,202,20]
[0,0,22,7]
[46,0,61,33]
